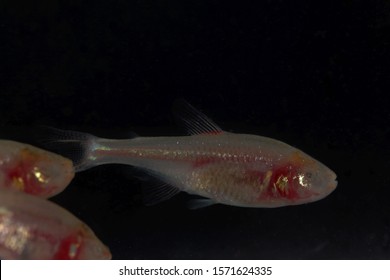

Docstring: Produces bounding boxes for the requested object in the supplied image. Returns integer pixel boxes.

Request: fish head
[285,151,338,204]
[4,143,75,198]
[29,150,75,197]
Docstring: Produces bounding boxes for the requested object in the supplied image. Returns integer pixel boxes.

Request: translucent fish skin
[67,131,338,208]
[0,189,111,259]
[0,140,74,198]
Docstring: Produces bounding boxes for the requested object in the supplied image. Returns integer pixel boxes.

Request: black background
[1,0,390,259]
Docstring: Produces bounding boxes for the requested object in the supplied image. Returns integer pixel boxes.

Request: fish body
[0,188,111,259]
[49,101,337,208]
[0,140,74,198]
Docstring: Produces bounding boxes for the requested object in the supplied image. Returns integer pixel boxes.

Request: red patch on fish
[53,231,83,260]
[193,157,218,168]
[257,164,300,200]
[4,148,53,196]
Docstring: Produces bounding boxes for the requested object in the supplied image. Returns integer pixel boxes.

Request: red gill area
[24,219,86,259]
[257,164,301,201]
[52,231,83,260]
[4,148,51,196]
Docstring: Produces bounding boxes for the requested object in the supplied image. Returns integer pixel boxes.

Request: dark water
[1,1,389,259]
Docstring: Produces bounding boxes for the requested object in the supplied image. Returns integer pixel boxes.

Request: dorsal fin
[172,99,223,135]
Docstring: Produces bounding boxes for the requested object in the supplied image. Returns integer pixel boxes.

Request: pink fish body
[0,188,111,259]
[51,101,337,208]
[0,140,74,198]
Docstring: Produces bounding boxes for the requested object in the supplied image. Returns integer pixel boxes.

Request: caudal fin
[37,126,99,172]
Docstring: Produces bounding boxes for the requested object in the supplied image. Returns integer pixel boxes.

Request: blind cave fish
[45,101,337,208]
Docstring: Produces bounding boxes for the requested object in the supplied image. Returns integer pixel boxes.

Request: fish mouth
[327,169,338,193]
[314,166,338,198]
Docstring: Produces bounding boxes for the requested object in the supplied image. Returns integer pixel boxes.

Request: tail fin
[37,126,99,172]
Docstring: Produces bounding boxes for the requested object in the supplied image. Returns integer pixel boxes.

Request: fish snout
[310,163,338,199]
